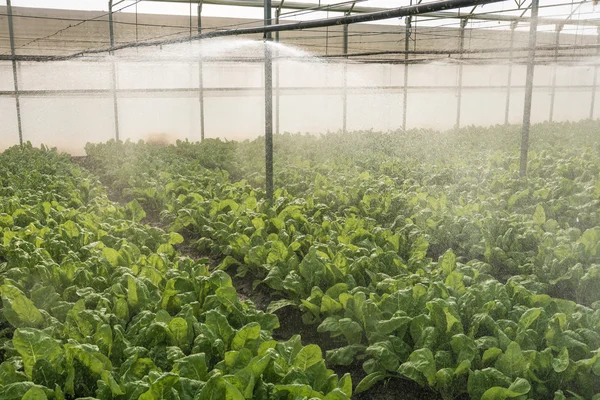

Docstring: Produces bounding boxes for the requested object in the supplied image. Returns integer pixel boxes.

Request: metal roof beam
[144,0,600,27]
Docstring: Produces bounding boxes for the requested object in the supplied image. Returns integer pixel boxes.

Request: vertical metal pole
[402,15,412,131]
[108,0,115,49]
[504,21,517,125]
[264,0,274,201]
[455,18,467,130]
[275,8,281,135]
[520,0,539,177]
[6,0,23,147]
[590,28,600,120]
[549,24,562,123]
[342,12,349,134]
[109,0,120,141]
[198,1,205,141]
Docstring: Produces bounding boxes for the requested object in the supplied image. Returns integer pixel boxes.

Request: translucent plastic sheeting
[1,55,599,155]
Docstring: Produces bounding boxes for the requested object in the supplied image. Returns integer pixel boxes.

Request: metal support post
[549,24,562,123]
[519,0,539,177]
[402,15,412,131]
[590,27,600,119]
[264,0,274,201]
[275,5,282,135]
[504,21,517,125]
[342,11,350,134]
[455,18,467,129]
[6,0,23,147]
[198,0,205,141]
[109,0,120,141]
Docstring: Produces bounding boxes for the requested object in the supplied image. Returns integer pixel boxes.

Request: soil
[77,155,443,400]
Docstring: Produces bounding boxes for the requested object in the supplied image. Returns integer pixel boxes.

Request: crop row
[83,121,600,399]
[0,144,351,399]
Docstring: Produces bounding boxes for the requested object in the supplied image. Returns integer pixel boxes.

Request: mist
[0,39,598,155]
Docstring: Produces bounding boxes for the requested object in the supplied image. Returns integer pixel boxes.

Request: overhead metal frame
[6,0,23,147]
[504,20,517,125]
[274,0,284,136]
[519,0,539,177]
[548,23,563,123]
[109,0,120,141]
[264,0,274,201]
[455,17,467,130]
[144,0,600,27]
[198,0,206,141]
[591,27,600,120]
[402,14,411,131]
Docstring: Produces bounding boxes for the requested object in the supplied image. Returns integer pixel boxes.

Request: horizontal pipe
[0,84,595,98]
[4,42,600,63]
[143,0,600,27]
[54,0,507,59]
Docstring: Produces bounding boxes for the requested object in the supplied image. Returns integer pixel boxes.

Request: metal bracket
[348,1,357,13]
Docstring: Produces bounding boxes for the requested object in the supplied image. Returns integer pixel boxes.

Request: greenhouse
[1,0,600,399]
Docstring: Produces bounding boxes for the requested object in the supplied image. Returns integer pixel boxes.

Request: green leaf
[375,316,412,336]
[21,387,48,400]
[126,199,147,223]
[320,295,342,315]
[266,299,296,314]
[533,205,546,225]
[482,348,503,366]
[292,344,323,371]
[398,348,437,387]
[578,228,600,258]
[103,247,123,267]
[32,359,61,388]
[93,324,113,357]
[274,383,324,399]
[61,220,80,238]
[355,372,388,394]
[0,213,14,228]
[138,372,179,400]
[411,236,429,262]
[13,328,64,379]
[231,323,261,351]
[495,342,528,379]
[326,345,366,366]
[65,343,111,375]
[480,378,531,400]
[552,347,569,373]
[0,361,26,386]
[467,368,512,400]
[0,285,44,328]
[451,334,478,364]
[337,373,352,397]
[439,249,456,276]
[168,317,191,351]
[173,354,208,381]
[205,310,234,346]
[266,240,288,263]
[338,318,363,345]
[168,232,184,245]
[518,308,542,330]
[445,271,466,295]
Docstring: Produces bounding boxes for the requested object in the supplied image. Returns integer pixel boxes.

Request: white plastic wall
[1,53,599,155]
